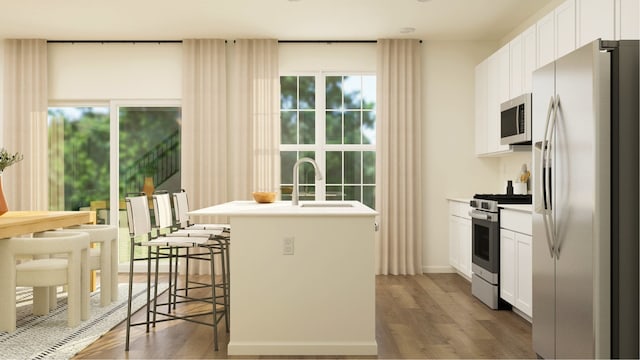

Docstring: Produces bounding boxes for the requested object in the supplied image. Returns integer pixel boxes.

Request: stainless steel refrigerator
[532,39,639,359]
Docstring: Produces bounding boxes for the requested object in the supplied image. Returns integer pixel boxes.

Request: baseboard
[227,341,378,356]
[422,265,456,274]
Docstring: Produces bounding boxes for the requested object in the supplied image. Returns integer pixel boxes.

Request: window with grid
[280,74,376,209]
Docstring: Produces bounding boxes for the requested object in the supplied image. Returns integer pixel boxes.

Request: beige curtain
[2,39,48,211]
[229,39,280,200]
[181,39,228,274]
[375,39,423,275]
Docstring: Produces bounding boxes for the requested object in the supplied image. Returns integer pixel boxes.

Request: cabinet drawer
[501,209,532,235]
[449,200,471,219]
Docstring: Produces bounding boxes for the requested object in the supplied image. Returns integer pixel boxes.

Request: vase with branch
[0,148,24,215]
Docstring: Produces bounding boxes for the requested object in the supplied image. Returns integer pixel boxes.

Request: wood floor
[74,273,536,359]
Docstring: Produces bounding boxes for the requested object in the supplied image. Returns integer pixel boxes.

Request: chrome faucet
[292,157,323,206]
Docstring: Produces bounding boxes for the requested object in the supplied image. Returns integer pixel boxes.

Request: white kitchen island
[188,200,378,356]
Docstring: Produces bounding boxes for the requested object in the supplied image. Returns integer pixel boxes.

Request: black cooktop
[473,194,532,204]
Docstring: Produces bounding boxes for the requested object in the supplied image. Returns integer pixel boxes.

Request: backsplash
[499,152,532,194]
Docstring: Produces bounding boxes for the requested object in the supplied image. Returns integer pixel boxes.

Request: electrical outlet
[283,237,294,255]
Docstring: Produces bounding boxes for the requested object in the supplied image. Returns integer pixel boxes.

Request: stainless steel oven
[469,194,532,310]
[469,199,501,309]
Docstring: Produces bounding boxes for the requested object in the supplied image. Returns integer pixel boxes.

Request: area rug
[0,283,168,360]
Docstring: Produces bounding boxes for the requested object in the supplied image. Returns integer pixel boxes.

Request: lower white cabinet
[448,200,472,279]
[500,208,533,318]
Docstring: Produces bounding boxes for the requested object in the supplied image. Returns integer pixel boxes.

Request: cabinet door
[487,51,510,154]
[475,60,489,155]
[555,0,576,59]
[449,214,460,270]
[537,11,556,67]
[497,44,511,103]
[459,217,472,278]
[515,233,533,317]
[510,35,524,97]
[522,24,537,93]
[616,0,640,40]
[500,229,516,305]
[577,0,614,47]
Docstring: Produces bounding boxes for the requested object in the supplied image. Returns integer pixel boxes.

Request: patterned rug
[0,283,167,360]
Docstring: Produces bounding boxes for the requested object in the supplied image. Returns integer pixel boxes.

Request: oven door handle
[469,210,496,222]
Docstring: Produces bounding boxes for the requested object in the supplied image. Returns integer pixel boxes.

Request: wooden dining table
[0,211,92,239]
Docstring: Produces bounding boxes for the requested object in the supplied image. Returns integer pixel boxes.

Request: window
[280,74,376,208]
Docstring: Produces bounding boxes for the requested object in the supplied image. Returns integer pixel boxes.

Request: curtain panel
[229,39,280,200]
[375,39,424,275]
[2,39,48,211]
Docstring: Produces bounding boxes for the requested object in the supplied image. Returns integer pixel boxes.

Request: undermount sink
[299,202,354,208]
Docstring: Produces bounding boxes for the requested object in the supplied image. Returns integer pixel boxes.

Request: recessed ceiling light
[417,0,432,2]
[400,27,416,34]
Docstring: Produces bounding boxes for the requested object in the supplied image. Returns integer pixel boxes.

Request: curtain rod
[46,40,183,44]
[278,40,377,44]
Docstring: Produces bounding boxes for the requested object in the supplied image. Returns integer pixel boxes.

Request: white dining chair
[0,231,90,332]
[47,224,119,306]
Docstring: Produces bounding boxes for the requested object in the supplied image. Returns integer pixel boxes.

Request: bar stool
[124,194,228,351]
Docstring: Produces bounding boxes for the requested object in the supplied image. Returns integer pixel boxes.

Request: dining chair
[0,231,90,332]
[124,193,228,351]
[39,224,118,307]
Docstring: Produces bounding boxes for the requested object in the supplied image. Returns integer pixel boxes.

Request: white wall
[0,39,4,146]
[48,42,182,100]
[279,43,376,73]
[421,40,502,272]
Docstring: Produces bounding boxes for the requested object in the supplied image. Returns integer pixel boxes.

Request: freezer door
[531,60,556,360]
[554,41,611,359]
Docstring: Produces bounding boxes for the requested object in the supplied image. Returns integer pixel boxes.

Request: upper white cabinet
[475,60,489,156]
[577,0,614,47]
[537,0,576,67]
[555,0,577,59]
[510,24,537,96]
[478,49,510,155]
[616,0,640,40]
[537,10,555,67]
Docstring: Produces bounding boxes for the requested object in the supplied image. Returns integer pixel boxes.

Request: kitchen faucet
[292,157,323,206]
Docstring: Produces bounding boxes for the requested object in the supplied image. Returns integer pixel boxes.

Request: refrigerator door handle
[540,96,555,212]
[549,95,560,259]
[536,96,556,258]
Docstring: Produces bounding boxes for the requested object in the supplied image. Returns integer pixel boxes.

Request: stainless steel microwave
[500,93,531,145]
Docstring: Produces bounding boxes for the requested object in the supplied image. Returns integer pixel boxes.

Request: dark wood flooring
[73,273,536,359]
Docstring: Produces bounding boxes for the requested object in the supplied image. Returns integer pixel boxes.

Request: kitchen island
[188,200,378,356]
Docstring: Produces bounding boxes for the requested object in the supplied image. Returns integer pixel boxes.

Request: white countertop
[188,200,378,217]
[447,197,472,204]
[500,204,533,213]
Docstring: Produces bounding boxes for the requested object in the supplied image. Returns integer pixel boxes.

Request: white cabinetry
[616,0,640,40]
[537,10,556,67]
[448,200,472,280]
[555,0,577,59]
[510,24,537,95]
[475,48,510,156]
[577,0,614,47]
[537,0,576,66]
[475,60,488,155]
[500,208,533,319]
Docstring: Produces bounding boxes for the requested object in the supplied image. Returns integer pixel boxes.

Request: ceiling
[0,0,553,42]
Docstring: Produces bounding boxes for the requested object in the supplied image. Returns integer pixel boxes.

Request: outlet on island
[283,236,295,255]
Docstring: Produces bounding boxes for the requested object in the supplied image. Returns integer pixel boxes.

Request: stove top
[473,194,532,204]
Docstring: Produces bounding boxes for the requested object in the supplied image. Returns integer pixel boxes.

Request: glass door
[48,106,111,222]
[115,104,181,265]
